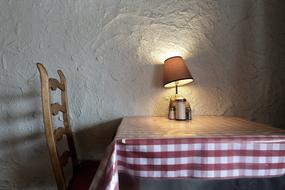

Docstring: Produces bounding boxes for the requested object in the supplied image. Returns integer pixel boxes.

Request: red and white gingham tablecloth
[89,116,285,190]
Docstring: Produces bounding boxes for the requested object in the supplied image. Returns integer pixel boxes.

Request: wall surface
[0,0,284,189]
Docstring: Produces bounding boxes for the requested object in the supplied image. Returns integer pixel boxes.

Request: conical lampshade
[163,56,193,88]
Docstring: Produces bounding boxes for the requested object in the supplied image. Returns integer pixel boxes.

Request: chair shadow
[0,91,41,124]
[0,88,57,188]
[74,118,123,160]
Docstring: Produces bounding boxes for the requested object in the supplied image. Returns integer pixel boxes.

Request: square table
[89,116,285,190]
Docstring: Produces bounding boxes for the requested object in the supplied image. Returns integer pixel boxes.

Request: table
[89,116,285,190]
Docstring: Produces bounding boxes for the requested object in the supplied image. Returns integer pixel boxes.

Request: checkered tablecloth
[89,117,285,190]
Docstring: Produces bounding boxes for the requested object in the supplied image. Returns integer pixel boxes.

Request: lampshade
[163,56,193,88]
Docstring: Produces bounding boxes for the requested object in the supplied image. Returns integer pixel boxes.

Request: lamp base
[168,95,192,121]
[168,94,184,108]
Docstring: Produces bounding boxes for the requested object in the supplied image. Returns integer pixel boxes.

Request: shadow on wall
[0,91,40,124]
[0,86,122,188]
[183,0,285,129]
[74,118,122,160]
[150,64,168,116]
[229,0,272,125]
[232,0,285,128]
[264,0,285,128]
[0,89,56,189]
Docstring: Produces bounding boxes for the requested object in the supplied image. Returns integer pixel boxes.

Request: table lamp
[163,56,194,120]
[163,56,193,96]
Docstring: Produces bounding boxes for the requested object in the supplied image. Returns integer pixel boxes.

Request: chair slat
[51,103,66,115]
[37,63,80,190]
[60,151,71,167]
[54,127,66,141]
[49,78,65,91]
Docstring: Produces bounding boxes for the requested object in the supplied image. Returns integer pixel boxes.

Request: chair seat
[68,160,100,190]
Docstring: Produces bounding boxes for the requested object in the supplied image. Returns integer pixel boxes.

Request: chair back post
[37,63,79,190]
[57,70,79,172]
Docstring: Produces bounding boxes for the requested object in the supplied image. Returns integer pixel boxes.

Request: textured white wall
[0,0,284,189]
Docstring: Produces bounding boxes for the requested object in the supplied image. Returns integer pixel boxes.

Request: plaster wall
[0,0,284,189]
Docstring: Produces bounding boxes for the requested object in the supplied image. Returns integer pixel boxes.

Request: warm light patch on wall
[150,43,192,64]
[156,46,191,63]
[137,25,196,64]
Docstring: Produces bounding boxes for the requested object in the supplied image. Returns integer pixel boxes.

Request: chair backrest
[37,63,79,190]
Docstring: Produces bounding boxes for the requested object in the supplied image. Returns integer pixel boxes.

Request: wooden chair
[37,63,99,190]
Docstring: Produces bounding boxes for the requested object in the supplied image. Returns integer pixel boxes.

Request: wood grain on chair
[37,63,99,190]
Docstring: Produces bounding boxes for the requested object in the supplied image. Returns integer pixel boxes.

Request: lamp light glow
[164,78,193,88]
[158,50,185,63]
